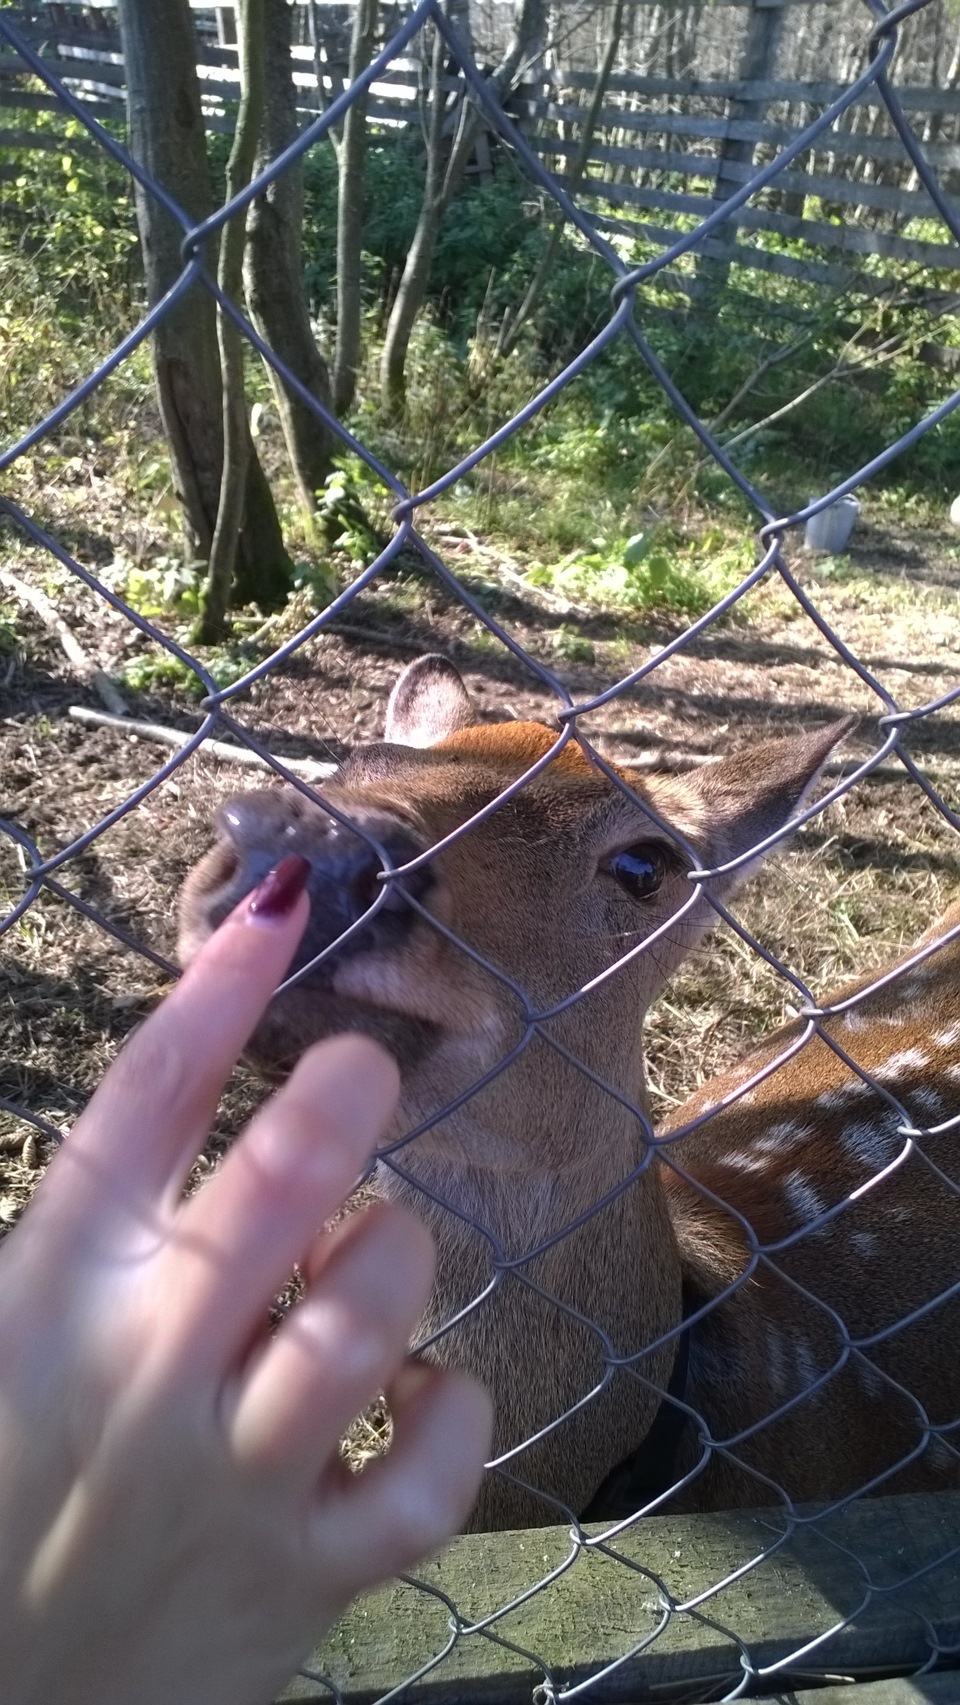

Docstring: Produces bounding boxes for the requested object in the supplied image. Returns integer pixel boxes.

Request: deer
[178,655,960,1530]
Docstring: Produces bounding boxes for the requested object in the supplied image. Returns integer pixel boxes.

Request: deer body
[656,908,960,1511]
[179,657,958,1527]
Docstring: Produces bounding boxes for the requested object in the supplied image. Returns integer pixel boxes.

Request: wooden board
[536,133,960,220]
[278,1491,960,1705]
[525,98,960,171]
[578,175,960,269]
[545,69,960,119]
[759,1681,960,1705]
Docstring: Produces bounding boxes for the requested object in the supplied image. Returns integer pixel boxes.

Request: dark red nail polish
[247,855,310,921]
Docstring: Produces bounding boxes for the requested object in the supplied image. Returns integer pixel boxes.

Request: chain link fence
[3,0,960,1697]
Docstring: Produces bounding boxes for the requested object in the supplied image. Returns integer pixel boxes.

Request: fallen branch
[66,707,949,788]
[67,706,338,781]
[3,570,129,717]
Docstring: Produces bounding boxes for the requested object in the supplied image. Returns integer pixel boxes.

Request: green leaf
[622,531,651,568]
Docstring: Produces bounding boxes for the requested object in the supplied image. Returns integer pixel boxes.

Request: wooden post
[692,0,785,308]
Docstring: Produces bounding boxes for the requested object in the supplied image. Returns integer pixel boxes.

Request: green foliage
[118,644,252,699]
[316,461,384,560]
[0,604,19,656]
[550,625,595,663]
[301,139,604,352]
[527,525,754,617]
[122,558,203,619]
[2,105,139,308]
[1,103,142,445]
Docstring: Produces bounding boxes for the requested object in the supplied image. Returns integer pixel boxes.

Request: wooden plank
[0,59,438,103]
[527,98,960,170]
[706,159,958,218]
[282,1492,960,1704]
[531,150,956,274]
[532,132,725,181]
[0,87,121,117]
[0,50,126,86]
[546,68,960,118]
[760,1681,960,1705]
[4,28,124,58]
[533,134,948,218]
[566,205,869,289]
[581,174,960,268]
[26,0,807,9]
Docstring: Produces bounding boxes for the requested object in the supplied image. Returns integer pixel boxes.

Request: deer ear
[657,716,856,894]
[385,655,478,748]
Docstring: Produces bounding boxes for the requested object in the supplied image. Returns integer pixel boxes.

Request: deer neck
[374,1037,684,1526]
[377,1033,659,1274]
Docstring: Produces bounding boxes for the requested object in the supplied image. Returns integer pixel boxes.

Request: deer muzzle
[204,788,435,978]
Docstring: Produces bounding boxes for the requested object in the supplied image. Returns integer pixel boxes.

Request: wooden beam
[525,98,960,171]
[0,88,121,118]
[535,132,956,219]
[0,50,126,85]
[758,1681,960,1705]
[588,207,864,288]
[580,175,960,269]
[280,1491,960,1704]
[546,68,960,118]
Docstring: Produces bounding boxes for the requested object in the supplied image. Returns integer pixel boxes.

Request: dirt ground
[3,504,960,1230]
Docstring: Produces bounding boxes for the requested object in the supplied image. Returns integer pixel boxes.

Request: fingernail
[247,855,310,922]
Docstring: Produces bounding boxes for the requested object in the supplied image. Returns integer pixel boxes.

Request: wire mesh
[2,0,960,1697]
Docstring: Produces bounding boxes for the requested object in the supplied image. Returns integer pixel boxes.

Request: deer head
[179,656,851,1527]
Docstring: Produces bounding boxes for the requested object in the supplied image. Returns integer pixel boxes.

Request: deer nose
[216,791,434,968]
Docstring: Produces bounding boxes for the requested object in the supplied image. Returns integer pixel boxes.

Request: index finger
[49,854,311,1214]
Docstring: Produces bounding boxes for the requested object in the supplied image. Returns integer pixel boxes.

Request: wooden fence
[3,0,960,297]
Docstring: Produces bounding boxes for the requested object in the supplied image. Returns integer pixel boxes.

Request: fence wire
[2,0,960,1698]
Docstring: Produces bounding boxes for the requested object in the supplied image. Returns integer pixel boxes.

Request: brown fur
[660,903,960,1508]
[179,657,867,1528]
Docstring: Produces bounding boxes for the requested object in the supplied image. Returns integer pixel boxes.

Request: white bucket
[804,495,861,554]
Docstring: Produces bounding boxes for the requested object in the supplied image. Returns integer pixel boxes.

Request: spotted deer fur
[178,657,957,1528]
[658,906,960,1510]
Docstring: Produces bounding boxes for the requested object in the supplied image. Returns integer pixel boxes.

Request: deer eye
[605,843,667,901]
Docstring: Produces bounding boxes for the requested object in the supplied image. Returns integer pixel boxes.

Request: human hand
[0,855,491,1705]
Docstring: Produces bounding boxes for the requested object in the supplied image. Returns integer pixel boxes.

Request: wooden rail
[280,1490,960,1703]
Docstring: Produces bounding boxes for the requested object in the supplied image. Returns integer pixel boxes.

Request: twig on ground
[67,706,338,781]
[68,706,933,787]
[2,570,129,717]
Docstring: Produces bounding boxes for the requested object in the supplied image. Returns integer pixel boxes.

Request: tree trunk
[245,0,336,518]
[116,0,288,595]
[379,0,546,416]
[196,0,265,643]
[116,0,223,562]
[379,17,448,417]
[496,0,624,360]
[333,0,378,416]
